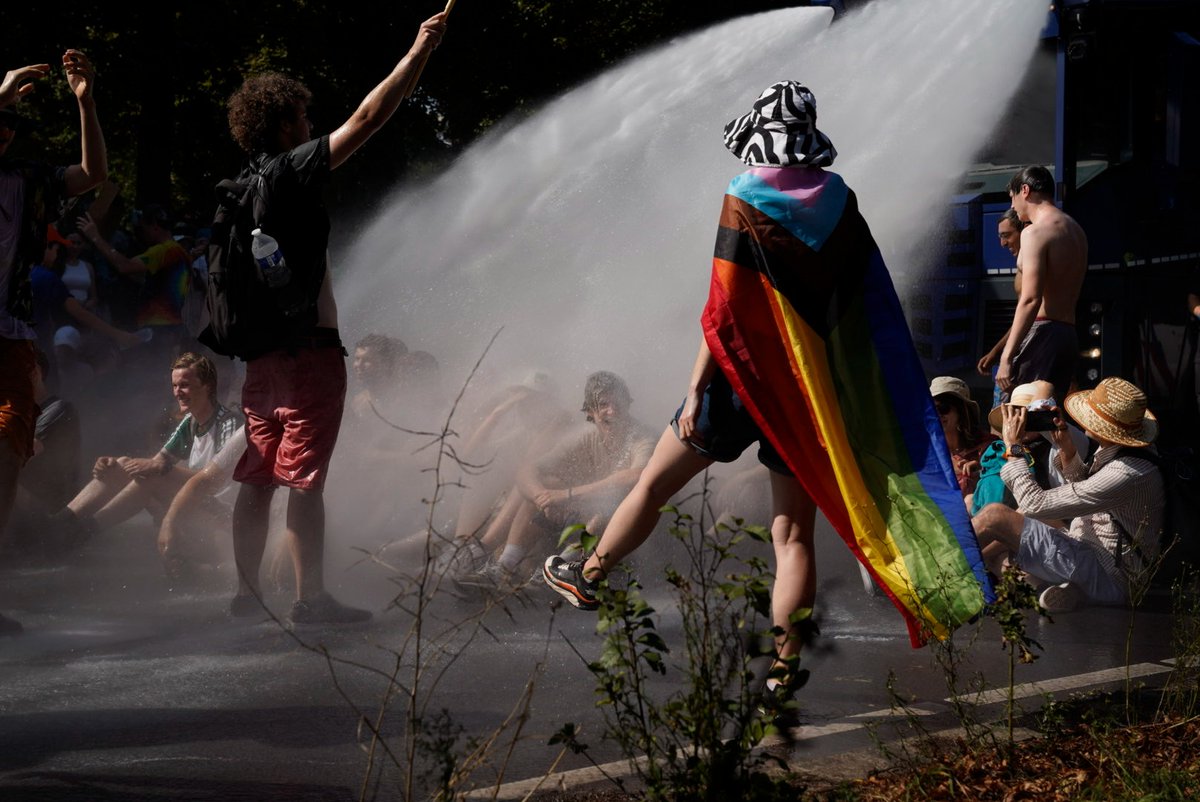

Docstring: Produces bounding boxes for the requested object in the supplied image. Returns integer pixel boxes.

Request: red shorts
[0,338,38,465]
[234,346,347,491]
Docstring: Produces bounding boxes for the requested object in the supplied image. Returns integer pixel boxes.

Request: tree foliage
[3,0,799,222]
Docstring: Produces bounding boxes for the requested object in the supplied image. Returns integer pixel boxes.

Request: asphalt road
[0,509,1179,801]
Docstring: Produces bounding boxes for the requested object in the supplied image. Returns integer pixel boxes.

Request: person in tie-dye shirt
[80,203,189,355]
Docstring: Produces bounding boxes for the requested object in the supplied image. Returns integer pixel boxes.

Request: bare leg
[505,497,551,552]
[767,470,818,668]
[971,503,1026,558]
[478,489,522,552]
[287,487,325,602]
[583,427,712,579]
[91,469,189,531]
[67,473,132,520]
[232,483,275,597]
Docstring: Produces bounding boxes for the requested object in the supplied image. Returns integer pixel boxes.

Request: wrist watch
[1005,442,1034,466]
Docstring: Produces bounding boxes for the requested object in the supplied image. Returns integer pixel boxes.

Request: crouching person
[51,353,243,556]
[971,377,1163,613]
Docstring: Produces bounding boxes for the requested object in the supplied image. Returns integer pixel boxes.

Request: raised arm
[78,212,146,276]
[328,12,447,170]
[60,50,107,197]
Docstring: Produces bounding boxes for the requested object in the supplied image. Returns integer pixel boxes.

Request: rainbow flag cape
[702,166,992,647]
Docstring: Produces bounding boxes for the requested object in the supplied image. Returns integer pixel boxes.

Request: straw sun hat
[1063,377,1158,447]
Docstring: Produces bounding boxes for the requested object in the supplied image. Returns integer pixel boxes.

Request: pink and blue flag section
[702,166,993,647]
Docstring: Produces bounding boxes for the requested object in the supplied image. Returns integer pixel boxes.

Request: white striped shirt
[1002,444,1164,585]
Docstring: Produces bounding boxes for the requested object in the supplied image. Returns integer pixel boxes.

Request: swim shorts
[1010,319,1079,402]
[235,338,347,491]
[671,371,791,476]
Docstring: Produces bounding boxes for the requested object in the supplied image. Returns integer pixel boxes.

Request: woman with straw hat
[971,377,1164,612]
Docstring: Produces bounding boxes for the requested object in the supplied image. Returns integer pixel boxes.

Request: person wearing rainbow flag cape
[544,82,991,695]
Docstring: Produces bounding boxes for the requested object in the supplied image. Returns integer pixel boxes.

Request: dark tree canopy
[2,1,803,223]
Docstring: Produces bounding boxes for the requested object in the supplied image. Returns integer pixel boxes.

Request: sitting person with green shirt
[50,352,243,555]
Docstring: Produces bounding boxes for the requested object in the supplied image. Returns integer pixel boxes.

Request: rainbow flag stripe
[701,167,991,646]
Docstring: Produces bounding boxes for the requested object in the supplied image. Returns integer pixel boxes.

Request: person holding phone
[971,377,1163,613]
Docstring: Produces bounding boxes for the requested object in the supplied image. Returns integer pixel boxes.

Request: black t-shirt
[251,136,332,329]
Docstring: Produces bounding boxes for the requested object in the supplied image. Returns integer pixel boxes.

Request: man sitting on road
[455,371,655,592]
[51,353,243,553]
[971,377,1163,613]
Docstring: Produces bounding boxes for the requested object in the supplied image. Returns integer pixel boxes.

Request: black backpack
[198,167,315,360]
[1115,445,1200,585]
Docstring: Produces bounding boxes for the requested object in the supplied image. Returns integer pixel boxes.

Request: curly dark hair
[354,333,408,371]
[227,72,312,155]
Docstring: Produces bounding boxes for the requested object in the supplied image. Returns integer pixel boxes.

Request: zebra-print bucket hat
[723,81,837,168]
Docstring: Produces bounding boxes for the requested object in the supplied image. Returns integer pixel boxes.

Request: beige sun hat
[987,380,1056,431]
[929,376,980,430]
[1063,377,1158,447]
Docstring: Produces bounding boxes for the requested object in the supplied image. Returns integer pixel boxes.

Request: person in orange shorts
[0,51,107,635]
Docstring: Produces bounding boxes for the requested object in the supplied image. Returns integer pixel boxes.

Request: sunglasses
[935,399,956,415]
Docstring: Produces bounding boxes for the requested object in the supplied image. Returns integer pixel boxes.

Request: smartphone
[1024,409,1057,431]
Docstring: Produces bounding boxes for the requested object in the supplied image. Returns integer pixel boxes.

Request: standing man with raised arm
[223,11,448,625]
[0,52,107,635]
[994,165,1087,401]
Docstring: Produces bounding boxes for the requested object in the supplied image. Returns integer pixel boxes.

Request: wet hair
[999,207,1025,230]
[399,350,439,380]
[227,72,313,155]
[581,371,632,413]
[1007,165,1054,199]
[355,333,408,370]
[172,352,219,400]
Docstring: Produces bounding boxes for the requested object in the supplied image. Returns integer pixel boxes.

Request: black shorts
[671,372,791,476]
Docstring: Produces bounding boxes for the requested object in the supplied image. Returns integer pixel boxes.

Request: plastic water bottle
[250,228,291,289]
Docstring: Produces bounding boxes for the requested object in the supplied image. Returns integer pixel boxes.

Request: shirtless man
[994,165,1087,401]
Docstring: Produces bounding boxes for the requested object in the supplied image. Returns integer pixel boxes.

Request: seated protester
[8,349,82,555]
[50,353,243,550]
[430,372,573,578]
[79,205,192,361]
[347,332,407,422]
[972,381,1092,516]
[32,227,146,382]
[971,377,1164,613]
[455,371,656,591]
[929,376,994,499]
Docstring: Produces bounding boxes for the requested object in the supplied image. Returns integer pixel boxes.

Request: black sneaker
[542,556,599,611]
[289,592,372,625]
[758,681,803,729]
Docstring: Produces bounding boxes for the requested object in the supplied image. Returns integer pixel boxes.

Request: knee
[972,503,1012,537]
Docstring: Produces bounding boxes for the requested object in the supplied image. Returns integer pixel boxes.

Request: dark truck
[910,0,1200,440]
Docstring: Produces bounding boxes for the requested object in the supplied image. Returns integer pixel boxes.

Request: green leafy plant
[561,483,803,801]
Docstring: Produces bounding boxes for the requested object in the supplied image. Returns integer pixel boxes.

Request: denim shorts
[671,372,791,476]
[1017,517,1126,604]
